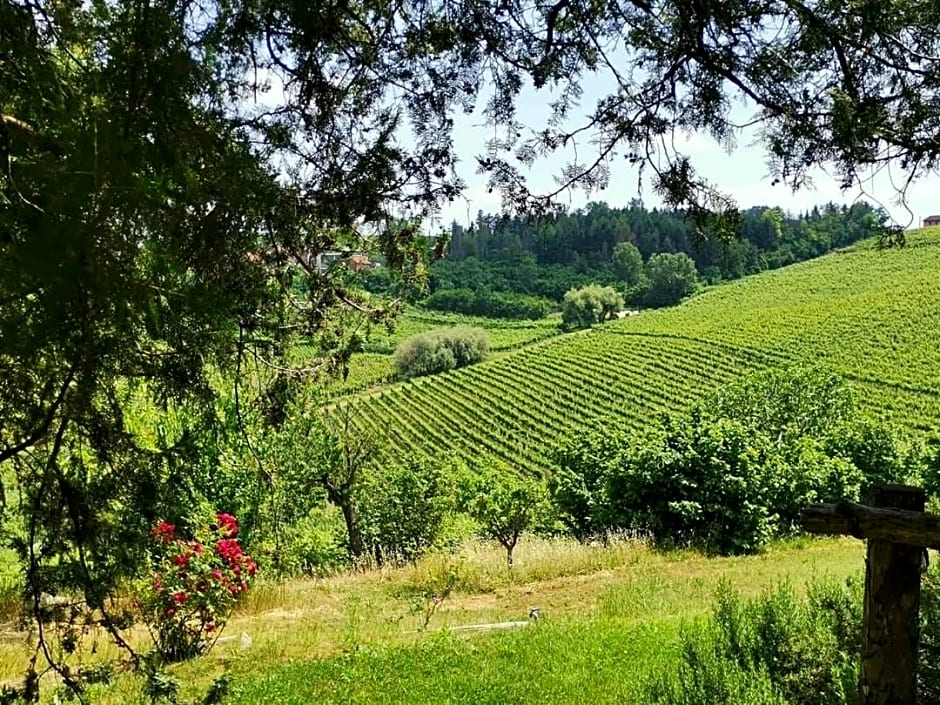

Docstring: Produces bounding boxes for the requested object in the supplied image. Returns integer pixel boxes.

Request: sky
[428,70,940,232]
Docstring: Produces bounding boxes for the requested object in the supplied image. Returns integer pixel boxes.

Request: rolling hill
[336,230,940,473]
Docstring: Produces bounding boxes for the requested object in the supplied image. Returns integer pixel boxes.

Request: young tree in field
[308,406,380,560]
[458,461,549,568]
[611,242,645,290]
[644,253,700,308]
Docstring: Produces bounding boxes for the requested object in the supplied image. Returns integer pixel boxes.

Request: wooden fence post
[860,485,925,705]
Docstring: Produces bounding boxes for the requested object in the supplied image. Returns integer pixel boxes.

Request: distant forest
[362,200,888,312]
[433,201,884,295]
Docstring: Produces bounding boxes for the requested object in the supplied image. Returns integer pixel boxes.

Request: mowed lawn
[40,536,866,704]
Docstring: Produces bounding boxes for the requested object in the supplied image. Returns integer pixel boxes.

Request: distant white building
[314,251,374,274]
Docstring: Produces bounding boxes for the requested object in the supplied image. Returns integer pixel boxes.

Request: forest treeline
[407,201,887,303]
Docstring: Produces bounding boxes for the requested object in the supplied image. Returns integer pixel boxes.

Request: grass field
[335,230,940,474]
[0,536,861,703]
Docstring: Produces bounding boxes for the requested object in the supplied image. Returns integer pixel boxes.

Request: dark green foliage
[561,285,624,328]
[430,255,611,301]
[918,437,940,502]
[394,326,490,378]
[423,288,552,320]
[436,203,886,300]
[1,0,452,693]
[824,421,913,500]
[359,456,455,565]
[647,579,862,705]
[549,425,631,541]
[919,563,940,702]
[553,366,907,554]
[644,252,700,308]
[604,415,862,554]
[608,416,777,554]
[611,241,646,289]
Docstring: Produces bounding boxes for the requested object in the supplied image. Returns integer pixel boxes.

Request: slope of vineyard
[338,230,940,472]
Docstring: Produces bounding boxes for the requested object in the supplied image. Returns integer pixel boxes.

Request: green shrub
[552,366,888,554]
[274,506,349,577]
[423,288,552,319]
[606,414,780,554]
[434,325,490,367]
[394,326,490,379]
[394,333,457,378]
[359,455,456,565]
[647,578,861,705]
[561,284,624,328]
[549,423,632,541]
[644,252,699,308]
[824,420,915,500]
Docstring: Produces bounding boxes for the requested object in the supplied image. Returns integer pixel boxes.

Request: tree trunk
[340,500,365,559]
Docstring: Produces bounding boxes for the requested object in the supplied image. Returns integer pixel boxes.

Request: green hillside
[338,230,940,472]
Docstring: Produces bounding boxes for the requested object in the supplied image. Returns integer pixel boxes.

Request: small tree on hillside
[458,460,549,568]
[611,241,645,289]
[562,284,624,328]
[644,252,700,307]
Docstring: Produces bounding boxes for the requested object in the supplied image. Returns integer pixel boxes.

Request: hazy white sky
[429,70,940,231]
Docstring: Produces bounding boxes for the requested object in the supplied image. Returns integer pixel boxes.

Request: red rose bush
[140,513,258,661]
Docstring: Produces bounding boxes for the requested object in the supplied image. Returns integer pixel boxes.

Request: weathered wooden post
[802,484,936,705]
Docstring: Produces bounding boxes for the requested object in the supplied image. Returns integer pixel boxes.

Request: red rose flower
[152,521,176,544]
[173,592,188,604]
[215,513,238,538]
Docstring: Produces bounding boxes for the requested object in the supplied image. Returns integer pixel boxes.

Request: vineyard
[336,230,940,471]
[293,310,564,397]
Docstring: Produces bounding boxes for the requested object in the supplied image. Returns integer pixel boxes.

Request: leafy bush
[394,326,490,378]
[607,414,780,554]
[140,514,258,662]
[394,332,457,378]
[647,578,861,705]
[650,563,940,704]
[423,288,552,319]
[552,366,896,554]
[549,423,631,541]
[274,506,349,577]
[561,284,624,328]
[434,325,490,367]
[359,455,456,565]
[644,252,699,307]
